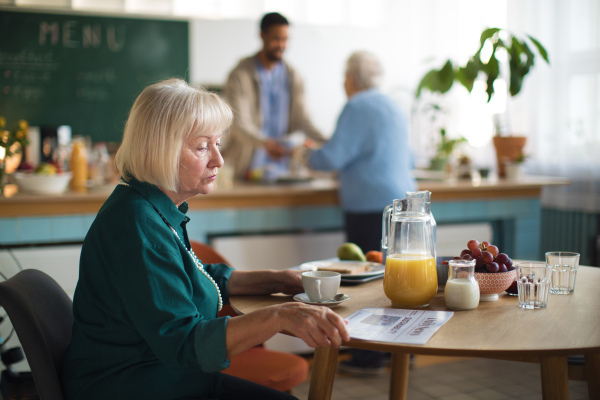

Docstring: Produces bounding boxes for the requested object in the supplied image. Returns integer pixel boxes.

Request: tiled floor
[292,356,590,400]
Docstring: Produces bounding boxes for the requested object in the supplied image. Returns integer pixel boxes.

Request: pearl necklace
[118,180,223,311]
[168,226,223,312]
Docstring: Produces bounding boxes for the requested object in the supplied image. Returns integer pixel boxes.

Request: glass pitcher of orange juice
[382,191,437,307]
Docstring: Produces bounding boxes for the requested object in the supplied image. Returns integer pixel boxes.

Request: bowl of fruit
[454,240,517,301]
[14,163,71,195]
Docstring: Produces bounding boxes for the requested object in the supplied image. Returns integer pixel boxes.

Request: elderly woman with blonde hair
[61,78,349,400]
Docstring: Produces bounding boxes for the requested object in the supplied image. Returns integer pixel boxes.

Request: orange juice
[384,254,437,307]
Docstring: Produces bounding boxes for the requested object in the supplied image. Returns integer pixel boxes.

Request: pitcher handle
[381,203,392,255]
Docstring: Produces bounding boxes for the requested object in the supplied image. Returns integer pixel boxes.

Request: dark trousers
[344,211,383,254]
[220,374,298,400]
[344,211,388,367]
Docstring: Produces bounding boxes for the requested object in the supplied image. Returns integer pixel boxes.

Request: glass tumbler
[545,251,580,294]
[516,262,553,309]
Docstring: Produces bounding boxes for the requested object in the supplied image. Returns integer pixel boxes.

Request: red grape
[497,263,508,272]
[481,241,490,249]
[475,257,484,268]
[487,262,499,273]
[495,253,509,264]
[462,254,473,261]
[460,249,472,258]
[506,280,518,294]
[467,240,480,251]
[471,247,482,258]
[452,256,462,261]
[481,251,493,264]
[487,245,499,257]
[505,257,513,268]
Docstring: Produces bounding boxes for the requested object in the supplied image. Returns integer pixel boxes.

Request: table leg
[584,352,600,399]
[540,356,569,400]
[308,346,339,400]
[389,352,410,400]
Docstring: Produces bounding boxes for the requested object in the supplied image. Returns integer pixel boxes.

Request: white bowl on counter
[13,172,72,195]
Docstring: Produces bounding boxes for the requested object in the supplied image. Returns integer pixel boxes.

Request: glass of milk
[444,259,480,310]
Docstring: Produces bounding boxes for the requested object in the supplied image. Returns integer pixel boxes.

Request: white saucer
[293,293,350,306]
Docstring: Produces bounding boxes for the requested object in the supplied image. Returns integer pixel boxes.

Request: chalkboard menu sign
[0,10,189,143]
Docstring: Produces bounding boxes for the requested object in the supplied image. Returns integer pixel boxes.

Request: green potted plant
[416,103,466,171]
[415,27,550,177]
[431,128,467,171]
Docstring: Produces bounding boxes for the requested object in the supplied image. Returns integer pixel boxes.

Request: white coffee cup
[301,271,341,302]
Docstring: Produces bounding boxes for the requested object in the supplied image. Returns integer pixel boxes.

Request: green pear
[337,243,367,261]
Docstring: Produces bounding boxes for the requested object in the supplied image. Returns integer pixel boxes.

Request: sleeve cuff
[193,316,231,372]
[204,263,234,305]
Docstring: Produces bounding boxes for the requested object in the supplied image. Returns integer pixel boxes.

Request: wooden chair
[190,241,309,393]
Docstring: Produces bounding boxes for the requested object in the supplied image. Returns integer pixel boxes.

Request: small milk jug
[382,191,437,307]
[444,259,479,310]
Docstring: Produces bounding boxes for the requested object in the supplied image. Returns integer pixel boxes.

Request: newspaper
[346,308,454,345]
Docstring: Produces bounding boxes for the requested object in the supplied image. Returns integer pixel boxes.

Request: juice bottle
[383,254,437,307]
[69,137,88,192]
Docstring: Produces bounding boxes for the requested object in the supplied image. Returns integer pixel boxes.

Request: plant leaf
[480,27,501,46]
[482,56,499,102]
[415,60,455,98]
[509,59,523,96]
[528,35,550,63]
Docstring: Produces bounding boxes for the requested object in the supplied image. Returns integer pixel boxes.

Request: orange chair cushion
[223,347,309,392]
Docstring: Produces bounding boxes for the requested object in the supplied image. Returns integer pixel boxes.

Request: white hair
[115,78,232,191]
[345,51,384,90]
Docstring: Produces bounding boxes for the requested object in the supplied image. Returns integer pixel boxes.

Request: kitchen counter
[0,175,569,260]
[0,175,569,217]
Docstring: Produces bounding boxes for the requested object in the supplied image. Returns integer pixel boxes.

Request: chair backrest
[190,240,232,266]
[0,269,73,400]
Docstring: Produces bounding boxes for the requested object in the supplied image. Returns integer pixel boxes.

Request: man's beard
[265,49,283,62]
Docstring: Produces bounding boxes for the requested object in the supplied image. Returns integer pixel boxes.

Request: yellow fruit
[34,163,57,176]
[337,242,367,261]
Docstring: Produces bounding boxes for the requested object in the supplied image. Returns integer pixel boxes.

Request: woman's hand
[225,301,350,357]
[274,302,350,348]
[228,269,303,296]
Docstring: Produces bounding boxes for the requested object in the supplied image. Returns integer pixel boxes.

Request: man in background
[222,12,324,180]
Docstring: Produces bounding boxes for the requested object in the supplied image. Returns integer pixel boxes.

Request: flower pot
[504,162,522,181]
[429,158,447,171]
[492,136,526,178]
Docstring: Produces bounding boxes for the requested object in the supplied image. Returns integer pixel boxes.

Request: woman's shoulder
[93,187,168,237]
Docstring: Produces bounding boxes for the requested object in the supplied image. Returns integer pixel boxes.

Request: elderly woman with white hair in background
[61,78,349,400]
[308,51,416,375]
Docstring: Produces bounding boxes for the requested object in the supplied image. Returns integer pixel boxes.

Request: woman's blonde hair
[115,78,232,191]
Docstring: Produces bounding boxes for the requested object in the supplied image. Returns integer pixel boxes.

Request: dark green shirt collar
[121,177,189,229]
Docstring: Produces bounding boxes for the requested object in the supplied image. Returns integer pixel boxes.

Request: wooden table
[230,266,600,400]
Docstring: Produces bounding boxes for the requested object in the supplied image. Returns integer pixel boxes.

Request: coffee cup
[301,271,341,302]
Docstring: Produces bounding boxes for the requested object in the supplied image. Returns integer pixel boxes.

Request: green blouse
[61,178,234,400]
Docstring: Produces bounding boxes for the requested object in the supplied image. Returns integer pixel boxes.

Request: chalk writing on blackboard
[0,10,188,142]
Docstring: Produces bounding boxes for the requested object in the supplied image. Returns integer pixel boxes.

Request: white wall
[189,0,510,168]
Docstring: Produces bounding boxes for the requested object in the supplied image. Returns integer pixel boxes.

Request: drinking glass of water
[545,251,580,295]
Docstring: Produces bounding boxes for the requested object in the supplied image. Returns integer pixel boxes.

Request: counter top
[0,175,569,217]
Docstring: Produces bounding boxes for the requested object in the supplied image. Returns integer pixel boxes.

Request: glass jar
[444,259,480,310]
